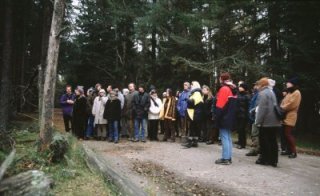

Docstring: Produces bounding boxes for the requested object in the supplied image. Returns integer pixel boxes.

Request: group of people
[60,72,301,167]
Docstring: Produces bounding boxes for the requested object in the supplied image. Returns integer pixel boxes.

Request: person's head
[183,82,190,91]
[113,87,120,94]
[166,88,173,97]
[66,85,72,94]
[286,77,298,89]
[75,87,84,96]
[219,72,231,83]
[268,79,276,90]
[107,85,113,93]
[122,88,129,96]
[202,85,212,96]
[95,83,101,91]
[282,89,288,97]
[128,83,135,92]
[138,85,145,93]
[238,83,248,92]
[238,80,244,87]
[87,88,94,96]
[191,81,201,90]
[257,77,269,90]
[162,92,167,98]
[109,90,117,99]
[150,89,158,97]
[99,89,106,97]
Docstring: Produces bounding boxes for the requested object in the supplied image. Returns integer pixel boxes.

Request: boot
[288,153,297,158]
[191,138,198,147]
[182,138,193,148]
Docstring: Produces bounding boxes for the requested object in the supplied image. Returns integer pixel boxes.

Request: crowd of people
[60,72,301,167]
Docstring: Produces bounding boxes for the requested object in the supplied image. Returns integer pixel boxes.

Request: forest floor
[1,111,114,196]
[52,109,320,196]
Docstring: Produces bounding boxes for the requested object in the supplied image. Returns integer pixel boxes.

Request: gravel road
[83,139,320,196]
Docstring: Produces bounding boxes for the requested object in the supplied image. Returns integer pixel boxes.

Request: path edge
[82,144,148,196]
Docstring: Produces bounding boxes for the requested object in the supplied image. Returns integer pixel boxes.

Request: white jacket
[92,96,108,125]
[148,97,162,120]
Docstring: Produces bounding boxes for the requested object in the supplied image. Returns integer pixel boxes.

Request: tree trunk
[0,0,13,131]
[39,0,53,123]
[39,0,65,151]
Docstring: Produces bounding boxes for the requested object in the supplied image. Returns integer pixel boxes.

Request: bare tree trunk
[39,0,65,151]
[39,0,53,123]
[0,0,13,131]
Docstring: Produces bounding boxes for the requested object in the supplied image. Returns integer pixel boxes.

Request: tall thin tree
[0,0,13,131]
[39,0,65,151]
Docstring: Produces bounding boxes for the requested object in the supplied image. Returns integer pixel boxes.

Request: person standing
[201,85,214,143]
[162,88,177,142]
[123,83,138,141]
[85,88,95,139]
[246,83,260,156]
[236,83,251,149]
[255,77,281,167]
[177,82,191,142]
[184,81,203,148]
[72,87,87,139]
[132,85,150,142]
[215,73,238,165]
[104,90,121,143]
[280,78,301,158]
[148,90,163,141]
[159,92,167,135]
[92,83,102,98]
[92,89,108,140]
[60,85,76,132]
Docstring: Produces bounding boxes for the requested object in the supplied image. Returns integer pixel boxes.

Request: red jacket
[216,86,233,109]
[215,85,238,129]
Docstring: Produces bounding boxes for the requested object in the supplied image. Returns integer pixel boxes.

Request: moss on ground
[1,122,114,196]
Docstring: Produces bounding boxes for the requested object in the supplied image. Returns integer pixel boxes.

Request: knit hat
[287,77,299,86]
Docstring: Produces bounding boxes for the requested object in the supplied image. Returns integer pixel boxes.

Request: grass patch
[1,122,114,196]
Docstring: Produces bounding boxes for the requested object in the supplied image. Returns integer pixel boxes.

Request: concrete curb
[82,144,148,196]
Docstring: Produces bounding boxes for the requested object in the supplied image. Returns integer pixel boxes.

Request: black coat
[72,96,87,138]
[202,95,213,119]
[132,92,150,119]
[103,99,121,121]
[237,92,251,119]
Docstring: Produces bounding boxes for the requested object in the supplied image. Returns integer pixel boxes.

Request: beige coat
[280,90,301,126]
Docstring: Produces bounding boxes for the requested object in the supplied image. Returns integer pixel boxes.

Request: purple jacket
[60,93,76,116]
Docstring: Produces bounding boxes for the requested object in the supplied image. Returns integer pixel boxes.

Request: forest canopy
[0,0,320,133]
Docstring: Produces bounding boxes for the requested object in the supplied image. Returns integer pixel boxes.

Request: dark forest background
[1,0,320,133]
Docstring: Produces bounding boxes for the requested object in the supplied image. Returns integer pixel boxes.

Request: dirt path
[83,140,320,196]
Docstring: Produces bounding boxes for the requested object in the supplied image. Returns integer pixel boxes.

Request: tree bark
[39,0,65,151]
[0,0,13,131]
[39,0,53,123]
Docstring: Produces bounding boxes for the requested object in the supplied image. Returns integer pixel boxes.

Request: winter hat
[287,77,299,86]
[239,83,248,91]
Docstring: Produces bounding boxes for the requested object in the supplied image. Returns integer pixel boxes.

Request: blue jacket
[177,90,190,117]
